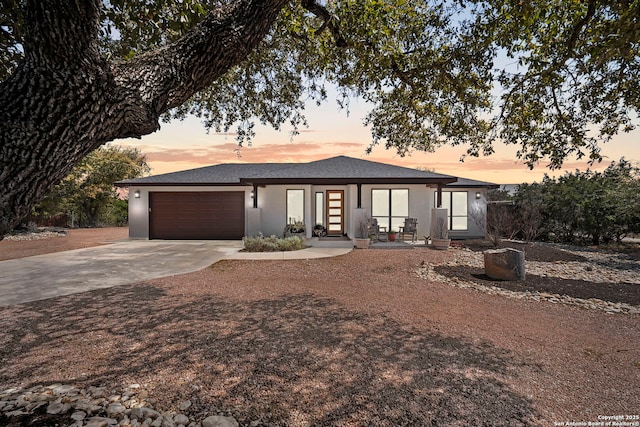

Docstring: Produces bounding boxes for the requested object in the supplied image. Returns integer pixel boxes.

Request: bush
[243,234,306,252]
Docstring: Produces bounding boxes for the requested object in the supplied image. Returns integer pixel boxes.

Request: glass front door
[326,190,344,235]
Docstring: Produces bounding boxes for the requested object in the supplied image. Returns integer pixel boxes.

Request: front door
[326,190,344,235]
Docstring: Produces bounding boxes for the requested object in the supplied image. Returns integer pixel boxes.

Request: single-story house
[115,155,498,240]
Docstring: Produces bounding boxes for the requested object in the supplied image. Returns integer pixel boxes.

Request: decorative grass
[243,234,306,252]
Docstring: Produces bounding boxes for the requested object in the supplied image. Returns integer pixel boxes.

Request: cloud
[126,140,370,174]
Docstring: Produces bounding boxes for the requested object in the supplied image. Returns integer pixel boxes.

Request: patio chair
[365,218,387,241]
[398,217,418,242]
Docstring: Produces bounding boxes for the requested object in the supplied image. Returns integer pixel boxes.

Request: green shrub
[243,234,306,252]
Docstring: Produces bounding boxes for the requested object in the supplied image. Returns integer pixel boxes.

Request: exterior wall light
[134,190,141,198]
[475,192,481,199]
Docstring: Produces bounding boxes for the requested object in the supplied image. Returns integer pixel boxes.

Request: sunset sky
[118,90,639,185]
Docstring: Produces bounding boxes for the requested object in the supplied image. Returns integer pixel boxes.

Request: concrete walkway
[0,240,352,307]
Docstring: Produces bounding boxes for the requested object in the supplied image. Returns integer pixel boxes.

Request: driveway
[0,240,243,307]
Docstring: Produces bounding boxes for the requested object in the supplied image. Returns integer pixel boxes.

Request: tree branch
[23,0,101,67]
[113,0,289,124]
[300,0,349,47]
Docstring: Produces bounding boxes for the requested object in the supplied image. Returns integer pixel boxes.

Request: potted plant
[312,224,326,237]
[353,221,370,249]
[284,221,306,238]
[431,217,451,250]
[388,230,397,242]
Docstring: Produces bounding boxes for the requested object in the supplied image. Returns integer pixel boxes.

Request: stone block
[484,248,526,281]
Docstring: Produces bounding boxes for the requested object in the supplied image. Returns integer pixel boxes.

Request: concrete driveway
[0,240,243,307]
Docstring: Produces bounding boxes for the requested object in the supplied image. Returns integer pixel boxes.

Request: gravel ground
[0,227,128,261]
[0,229,639,426]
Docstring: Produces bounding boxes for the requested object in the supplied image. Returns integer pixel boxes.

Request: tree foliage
[33,146,149,227]
[1,0,639,235]
[512,159,640,245]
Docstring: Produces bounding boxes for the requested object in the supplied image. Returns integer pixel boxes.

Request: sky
[117,91,640,185]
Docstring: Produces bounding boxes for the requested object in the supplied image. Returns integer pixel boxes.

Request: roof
[116,155,465,187]
[445,177,500,189]
[115,163,284,186]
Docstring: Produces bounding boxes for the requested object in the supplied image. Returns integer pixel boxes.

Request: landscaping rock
[484,247,526,281]
[202,415,240,427]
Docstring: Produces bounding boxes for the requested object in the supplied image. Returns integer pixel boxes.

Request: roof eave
[239,177,458,185]
[114,182,247,188]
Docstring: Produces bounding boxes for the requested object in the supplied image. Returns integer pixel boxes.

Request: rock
[160,414,176,427]
[52,384,77,395]
[484,248,526,281]
[71,410,87,421]
[202,415,240,427]
[86,416,118,427]
[106,402,127,417]
[174,414,190,425]
[47,401,72,415]
[131,407,161,420]
[178,400,192,411]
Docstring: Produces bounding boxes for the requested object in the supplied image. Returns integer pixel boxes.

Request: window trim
[315,192,324,226]
[286,189,305,224]
[435,191,468,231]
[371,188,409,232]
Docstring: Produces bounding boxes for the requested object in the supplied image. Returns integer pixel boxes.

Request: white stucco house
[115,155,497,240]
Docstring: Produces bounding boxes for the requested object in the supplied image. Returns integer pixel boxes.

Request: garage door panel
[149,192,245,240]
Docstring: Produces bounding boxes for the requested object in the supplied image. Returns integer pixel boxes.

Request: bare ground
[0,227,128,261]
[0,229,638,426]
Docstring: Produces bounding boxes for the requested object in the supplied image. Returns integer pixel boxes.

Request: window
[287,189,304,224]
[315,192,324,226]
[435,191,468,231]
[371,189,409,231]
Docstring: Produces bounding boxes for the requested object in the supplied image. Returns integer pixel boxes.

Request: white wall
[127,184,489,240]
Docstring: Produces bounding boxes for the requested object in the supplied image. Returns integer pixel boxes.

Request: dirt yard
[0,227,128,261]
[0,229,638,426]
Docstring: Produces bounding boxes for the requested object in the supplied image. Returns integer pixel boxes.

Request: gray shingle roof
[115,155,496,187]
[242,156,456,181]
[444,177,500,188]
[115,163,285,186]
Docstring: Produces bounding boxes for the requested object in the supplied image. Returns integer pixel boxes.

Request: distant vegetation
[29,146,149,228]
[487,159,640,245]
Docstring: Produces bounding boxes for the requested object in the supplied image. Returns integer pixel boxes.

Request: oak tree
[33,146,149,227]
[1,0,638,236]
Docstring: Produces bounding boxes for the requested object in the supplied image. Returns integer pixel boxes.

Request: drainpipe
[357,183,362,209]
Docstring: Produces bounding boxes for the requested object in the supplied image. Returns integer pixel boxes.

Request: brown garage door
[149,192,245,240]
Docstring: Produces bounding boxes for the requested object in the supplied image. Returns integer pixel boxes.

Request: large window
[372,189,409,231]
[436,191,468,231]
[287,189,304,224]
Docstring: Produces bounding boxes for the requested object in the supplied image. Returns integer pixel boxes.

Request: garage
[149,192,245,240]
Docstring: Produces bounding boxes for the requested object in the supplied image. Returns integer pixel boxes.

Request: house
[115,156,498,240]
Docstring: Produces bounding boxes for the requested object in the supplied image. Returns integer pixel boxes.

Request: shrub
[243,234,306,252]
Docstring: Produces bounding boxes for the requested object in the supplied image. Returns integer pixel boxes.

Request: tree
[511,183,545,242]
[33,146,150,227]
[514,159,640,245]
[1,0,639,237]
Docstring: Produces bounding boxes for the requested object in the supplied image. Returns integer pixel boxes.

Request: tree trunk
[0,0,288,237]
